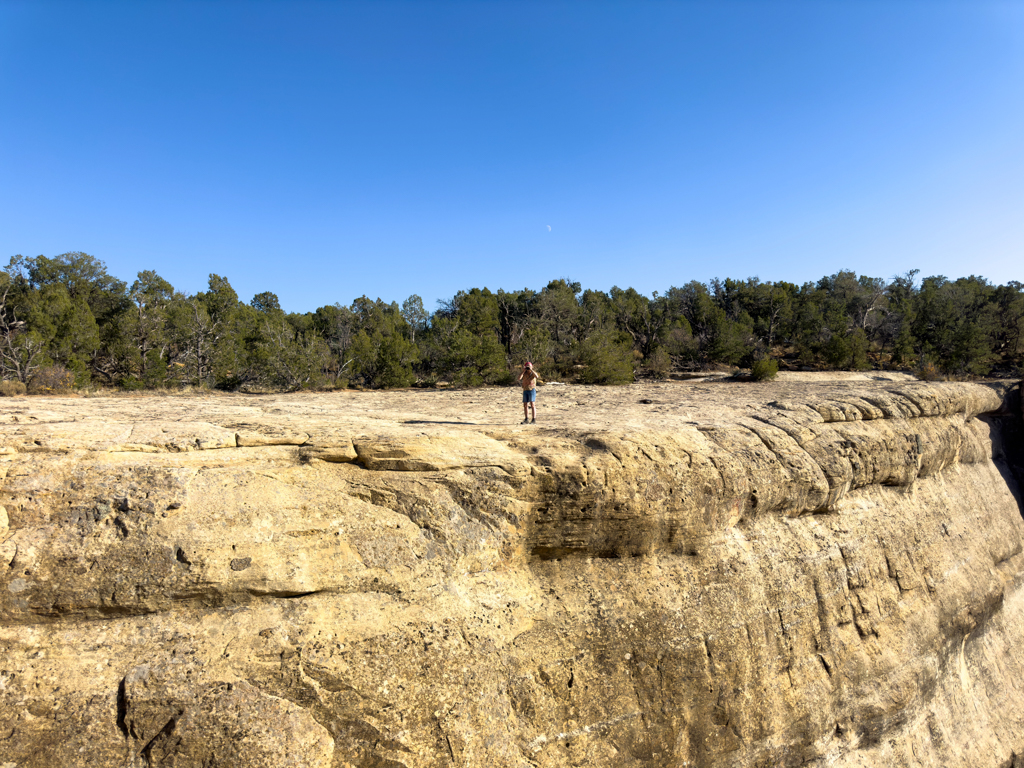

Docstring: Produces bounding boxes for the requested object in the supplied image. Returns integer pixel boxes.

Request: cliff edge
[1,374,1023,767]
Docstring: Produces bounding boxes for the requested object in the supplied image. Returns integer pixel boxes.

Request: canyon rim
[1,373,1023,767]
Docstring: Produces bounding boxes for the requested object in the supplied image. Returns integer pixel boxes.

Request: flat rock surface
[0,371,955,440]
[1,373,1022,768]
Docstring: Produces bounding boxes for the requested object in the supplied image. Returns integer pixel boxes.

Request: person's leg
[522,391,529,422]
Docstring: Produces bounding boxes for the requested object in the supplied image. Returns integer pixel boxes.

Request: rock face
[0,375,1023,767]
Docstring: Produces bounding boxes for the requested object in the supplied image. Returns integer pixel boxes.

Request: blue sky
[2,1,1022,313]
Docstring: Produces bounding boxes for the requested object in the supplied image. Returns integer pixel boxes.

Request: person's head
[524,361,533,370]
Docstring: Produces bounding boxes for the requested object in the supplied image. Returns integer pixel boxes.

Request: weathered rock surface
[0,374,1023,767]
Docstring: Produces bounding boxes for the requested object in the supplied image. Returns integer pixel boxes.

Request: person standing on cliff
[517,361,543,424]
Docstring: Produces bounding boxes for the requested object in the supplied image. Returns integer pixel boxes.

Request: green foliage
[400,294,429,343]
[644,346,672,378]
[160,274,245,388]
[914,276,997,376]
[609,286,671,361]
[994,282,1024,362]
[22,251,129,325]
[509,326,554,373]
[119,375,145,391]
[538,279,581,351]
[251,291,281,314]
[422,288,517,384]
[891,325,916,368]
[312,303,358,384]
[14,283,100,379]
[349,297,418,388]
[0,326,49,384]
[4,253,1024,391]
[661,317,696,366]
[105,270,178,388]
[428,318,507,386]
[849,328,870,371]
[750,358,779,381]
[496,288,538,357]
[253,312,330,390]
[200,274,239,324]
[666,282,748,366]
[822,333,850,369]
[577,329,634,384]
[738,278,797,350]
[165,298,217,387]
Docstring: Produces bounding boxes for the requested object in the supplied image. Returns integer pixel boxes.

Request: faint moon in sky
[546,225,551,231]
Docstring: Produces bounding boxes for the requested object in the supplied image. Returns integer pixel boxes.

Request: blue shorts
[522,389,537,403]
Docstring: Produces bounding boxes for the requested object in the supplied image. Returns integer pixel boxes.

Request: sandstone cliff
[1,375,1022,767]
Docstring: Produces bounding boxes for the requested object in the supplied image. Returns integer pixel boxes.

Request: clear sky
[2,1,1022,313]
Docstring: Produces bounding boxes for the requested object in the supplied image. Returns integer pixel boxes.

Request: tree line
[1,252,1021,392]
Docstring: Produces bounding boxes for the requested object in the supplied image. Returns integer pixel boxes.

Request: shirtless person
[517,361,543,424]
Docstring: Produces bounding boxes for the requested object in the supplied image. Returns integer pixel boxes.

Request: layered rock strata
[0,376,1022,767]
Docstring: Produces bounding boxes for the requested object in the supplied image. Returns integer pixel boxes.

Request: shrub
[28,365,76,394]
[0,379,27,397]
[577,330,634,384]
[850,328,871,370]
[823,334,850,369]
[644,347,672,378]
[916,359,942,381]
[119,375,145,391]
[751,358,779,381]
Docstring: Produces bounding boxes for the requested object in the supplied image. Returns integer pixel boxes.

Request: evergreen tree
[312,303,359,383]
[422,288,506,385]
[349,297,418,388]
[914,276,997,375]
